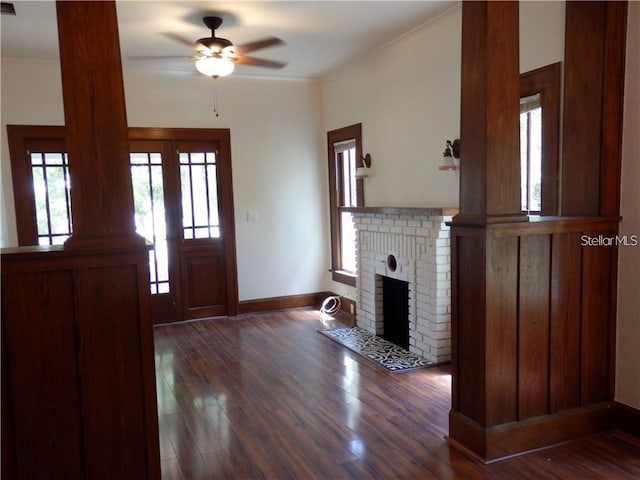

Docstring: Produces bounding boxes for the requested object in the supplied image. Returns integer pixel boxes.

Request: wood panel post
[561,1,628,217]
[449,2,523,459]
[457,1,525,224]
[449,0,521,424]
[56,1,141,247]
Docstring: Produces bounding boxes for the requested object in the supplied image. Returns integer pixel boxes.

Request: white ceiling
[1,0,456,79]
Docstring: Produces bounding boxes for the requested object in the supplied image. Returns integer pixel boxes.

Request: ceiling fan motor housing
[203,16,223,31]
[196,36,234,56]
[195,16,235,56]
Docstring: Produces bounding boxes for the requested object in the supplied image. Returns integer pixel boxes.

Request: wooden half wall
[2,246,160,479]
[448,1,627,462]
[2,2,161,478]
[450,217,620,460]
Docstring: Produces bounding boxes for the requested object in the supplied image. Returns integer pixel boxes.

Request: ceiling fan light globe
[195,56,235,77]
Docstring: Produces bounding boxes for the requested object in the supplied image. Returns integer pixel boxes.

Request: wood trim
[238,292,332,315]
[7,125,66,246]
[520,62,562,215]
[128,127,232,142]
[339,296,356,316]
[238,292,356,317]
[450,227,486,418]
[217,131,239,316]
[331,270,356,287]
[327,123,363,285]
[614,402,640,438]
[449,402,616,463]
[489,216,621,237]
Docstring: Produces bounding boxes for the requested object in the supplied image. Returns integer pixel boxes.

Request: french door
[8,125,238,324]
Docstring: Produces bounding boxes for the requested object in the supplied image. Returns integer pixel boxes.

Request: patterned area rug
[318,327,432,372]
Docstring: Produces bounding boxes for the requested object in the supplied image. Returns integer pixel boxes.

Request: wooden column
[1,1,160,478]
[457,1,525,223]
[56,1,141,247]
[449,2,522,454]
[561,1,628,216]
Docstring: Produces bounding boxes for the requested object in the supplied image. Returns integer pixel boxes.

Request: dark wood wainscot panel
[450,217,620,461]
[181,245,228,319]
[1,246,160,479]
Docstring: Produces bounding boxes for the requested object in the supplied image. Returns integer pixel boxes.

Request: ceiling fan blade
[235,55,287,69]
[128,55,191,61]
[235,36,284,54]
[160,32,195,48]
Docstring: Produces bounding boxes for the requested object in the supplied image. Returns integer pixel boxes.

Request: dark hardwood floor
[154,308,640,479]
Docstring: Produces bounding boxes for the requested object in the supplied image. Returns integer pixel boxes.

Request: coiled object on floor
[320,296,341,315]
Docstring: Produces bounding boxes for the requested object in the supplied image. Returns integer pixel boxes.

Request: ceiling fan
[164,16,287,78]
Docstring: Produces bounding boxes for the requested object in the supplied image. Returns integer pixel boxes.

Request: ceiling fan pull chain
[212,78,220,118]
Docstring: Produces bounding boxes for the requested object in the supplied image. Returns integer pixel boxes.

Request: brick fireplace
[346,207,457,364]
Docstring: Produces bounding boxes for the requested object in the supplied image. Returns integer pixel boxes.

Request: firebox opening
[382,276,409,349]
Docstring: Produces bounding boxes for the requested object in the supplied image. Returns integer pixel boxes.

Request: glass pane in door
[130,152,169,294]
[179,151,221,240]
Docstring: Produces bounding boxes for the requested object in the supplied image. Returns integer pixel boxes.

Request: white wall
[0,58,330,302]
[519,1,565,73]
[123,70,329,301]
[0,59,66,247]
[321,5,462,211]
[319,5,461,300]
[616,1,640,410]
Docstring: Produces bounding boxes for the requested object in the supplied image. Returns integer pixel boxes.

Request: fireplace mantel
[342,206,459,217]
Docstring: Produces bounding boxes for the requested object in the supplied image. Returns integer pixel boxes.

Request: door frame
[129,128,238,319]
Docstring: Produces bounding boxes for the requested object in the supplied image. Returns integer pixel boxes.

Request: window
[520,93,543,212]
[336,140,358,273]
[327,123,363,286]
[30,149,72,245]
[519,62,561,215]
